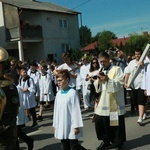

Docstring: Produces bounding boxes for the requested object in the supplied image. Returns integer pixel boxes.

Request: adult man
[0,47,20,149]
[124,49,147,124]
[53,52,77,89]
[94,52,126,150]
[79,56,91,109]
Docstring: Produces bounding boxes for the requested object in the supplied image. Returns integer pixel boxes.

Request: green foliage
[70,48,83,61]
[126,33,150,55]
[79,25,92,47]
[98,30,117,51]
[92,32,101,42]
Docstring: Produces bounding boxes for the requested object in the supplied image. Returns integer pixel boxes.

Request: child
[37,64,55,121]
[53,70,86,150]
[18,67,38,128]
[16,87,34,150]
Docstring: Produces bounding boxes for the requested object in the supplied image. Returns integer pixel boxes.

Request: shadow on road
[125,134,150,149]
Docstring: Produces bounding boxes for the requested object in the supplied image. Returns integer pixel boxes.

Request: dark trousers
[29,107,37,125]
[95,115,126,146]
[61,139,84,150]
[130,89,147,110]
[16,125,33,150]
[0,126,17,150]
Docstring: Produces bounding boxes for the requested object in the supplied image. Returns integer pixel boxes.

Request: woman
[86,58,100,106]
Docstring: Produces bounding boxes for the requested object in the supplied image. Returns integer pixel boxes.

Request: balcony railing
[6,25,43,41]
[21,25,42,39]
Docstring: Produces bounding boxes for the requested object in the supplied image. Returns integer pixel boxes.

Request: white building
[0,0,81,63]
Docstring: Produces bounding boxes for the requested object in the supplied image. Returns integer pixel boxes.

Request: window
[59,19,68,28]
[61,44,70,52]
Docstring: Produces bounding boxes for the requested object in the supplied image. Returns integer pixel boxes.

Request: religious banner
[127,43,150,88]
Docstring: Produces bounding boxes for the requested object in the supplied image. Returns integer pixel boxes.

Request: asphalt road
[19,103,150,150]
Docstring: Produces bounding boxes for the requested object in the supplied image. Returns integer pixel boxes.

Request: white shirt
[80,63,90,84]
[27,69,40,96]
[39,73,54,101]
[126,59,144,89]
[18,76,37,109]
[57,63,77,88]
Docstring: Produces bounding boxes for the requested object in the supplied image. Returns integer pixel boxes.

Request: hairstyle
[30,60,37,67]
[62,52,73,63]
[40,64,48,71]
[40,60,46,65]
[62,52,70,58]
[89,58,100,72]
[17,60,22,67]
[20,67,27,72]
[53,59,57,64]
[134,49,142,54]
[98,51,110,59]
[49,65,55,71]
[10,59,17,65]
[56,69,70,81]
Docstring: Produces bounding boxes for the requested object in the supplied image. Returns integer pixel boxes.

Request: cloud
[91,15,150,37]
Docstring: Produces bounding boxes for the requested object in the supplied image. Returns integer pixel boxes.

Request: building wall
[41,11,80,63]
[1,4,80,63]
[0,2,6,47]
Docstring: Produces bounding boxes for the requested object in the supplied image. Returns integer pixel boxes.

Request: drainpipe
[18,9,24,61]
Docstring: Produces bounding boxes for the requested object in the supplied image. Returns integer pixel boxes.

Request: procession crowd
[0,47,150,150]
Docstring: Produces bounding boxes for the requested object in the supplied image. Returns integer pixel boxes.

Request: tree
[79,26,92,47]
[125,33,150,55]
[91,32,101,42]
[70,48,83,61]
[98,30,117,51]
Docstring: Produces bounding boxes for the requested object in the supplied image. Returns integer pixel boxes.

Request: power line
[71,0,92,10]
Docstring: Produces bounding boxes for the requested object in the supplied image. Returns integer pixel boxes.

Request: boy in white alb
[37,64,54,121]
[53,70,86,150]
[27,61,40,105]
[18,68,38,128]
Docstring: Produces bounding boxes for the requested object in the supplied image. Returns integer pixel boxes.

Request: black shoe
[117,145,123,150]
[107,144,123,150]
[107,144,117,149]
[28,138,34,150]
[21,124,27,130]
[37,115,43,121]
[96,142,110,150]
[31,123,39,128]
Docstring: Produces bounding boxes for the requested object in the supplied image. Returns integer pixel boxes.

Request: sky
[39,0,150,38]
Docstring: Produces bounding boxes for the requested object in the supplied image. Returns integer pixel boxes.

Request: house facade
[0,0,81,63]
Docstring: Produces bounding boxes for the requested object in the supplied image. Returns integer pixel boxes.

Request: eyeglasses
[100,60,107,63]
[92,62,97,64]
[57,79,64,83]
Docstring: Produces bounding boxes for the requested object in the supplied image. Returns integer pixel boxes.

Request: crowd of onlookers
[5,47,150,150]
